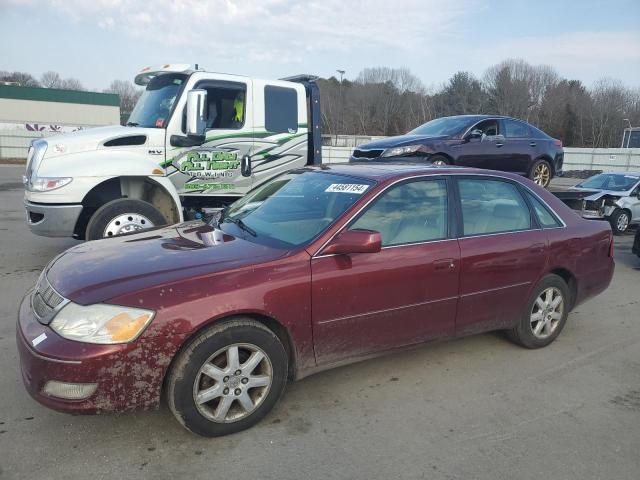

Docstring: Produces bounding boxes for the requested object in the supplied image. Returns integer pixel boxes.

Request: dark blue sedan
[350,115,564,188]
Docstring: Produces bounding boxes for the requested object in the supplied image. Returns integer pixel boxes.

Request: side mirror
[321,229,381,256]
[186,89,207,138]
[468,129,483,140]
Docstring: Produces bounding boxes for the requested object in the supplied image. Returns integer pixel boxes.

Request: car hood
[41,125,159,159]
[356,134,448,150]
[45,221,288,305]
[569,186,627,200]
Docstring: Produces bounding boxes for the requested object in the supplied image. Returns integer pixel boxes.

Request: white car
[561,172,640,234]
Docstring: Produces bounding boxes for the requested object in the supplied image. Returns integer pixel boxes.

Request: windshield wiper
[126,122,139,127]
[223,216,257,237]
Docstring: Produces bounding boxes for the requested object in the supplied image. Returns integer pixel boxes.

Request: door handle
[529,243,545,254]
[495,142,504,147]
[529,142,537,147]
[433,258,456,270]
[241,155,252,177]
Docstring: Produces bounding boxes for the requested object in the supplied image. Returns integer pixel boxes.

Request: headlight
[381,144,423,157]
[29,177,73,192]
[50,303,155,344]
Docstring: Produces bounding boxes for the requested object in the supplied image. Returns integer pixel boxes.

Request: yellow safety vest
[234,97,244,122]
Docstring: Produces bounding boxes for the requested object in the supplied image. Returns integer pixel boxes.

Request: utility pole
[337,70,345,135]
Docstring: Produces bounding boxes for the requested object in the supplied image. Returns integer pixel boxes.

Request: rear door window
[458,178,532,235]
[503,119,530,138]
[265,85,298,134]
[524,191,562,228]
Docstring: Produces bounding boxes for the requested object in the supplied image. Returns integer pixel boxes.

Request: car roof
[300,162,513,182]
[601,171,640,177]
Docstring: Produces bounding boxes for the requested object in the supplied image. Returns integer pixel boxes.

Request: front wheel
[506,274,570,349]
[85,198,166,240]
[167,318,288,437]
[609,209,630,235]
[529,160,552,188]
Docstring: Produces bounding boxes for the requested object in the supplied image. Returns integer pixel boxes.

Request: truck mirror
[186,89,207,138]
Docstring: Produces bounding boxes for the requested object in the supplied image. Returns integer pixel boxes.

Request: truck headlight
[29,177,73,192]
[50,303,155,344]
[381,144,422,157]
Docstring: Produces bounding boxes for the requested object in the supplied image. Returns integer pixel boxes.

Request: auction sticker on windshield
[325,184,369,194]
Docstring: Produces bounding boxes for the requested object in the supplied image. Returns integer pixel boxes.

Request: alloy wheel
[530,287,564,339]
[533,163,551,187]
[617,213,630,232]
[193,343,273,423]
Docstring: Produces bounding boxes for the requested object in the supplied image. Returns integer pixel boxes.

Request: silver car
[568,172,640,234]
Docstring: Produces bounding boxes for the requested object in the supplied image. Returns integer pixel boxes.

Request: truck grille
[31,273,66,324]
[352,149,383,159]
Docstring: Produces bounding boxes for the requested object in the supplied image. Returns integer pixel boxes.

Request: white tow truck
[23,64,322,239]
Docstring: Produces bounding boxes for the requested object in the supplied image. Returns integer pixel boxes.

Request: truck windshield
[221,170,375,248]
[127,73,187,128]
[408,116,477,137]
[576,173,640,192]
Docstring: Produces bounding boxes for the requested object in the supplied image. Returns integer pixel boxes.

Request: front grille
[31,273,66,324]
[352,149,383,159]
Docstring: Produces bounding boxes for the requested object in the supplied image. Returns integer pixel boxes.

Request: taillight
[609,232,614,257]
[553,139,563,148]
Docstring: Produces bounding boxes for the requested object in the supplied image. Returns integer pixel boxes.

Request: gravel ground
[1,166,639,480]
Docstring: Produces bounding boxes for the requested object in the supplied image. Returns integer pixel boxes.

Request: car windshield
[221,170,375,248]
[408,116,477,137]
[576,173,640,192]
[127,73,187,128]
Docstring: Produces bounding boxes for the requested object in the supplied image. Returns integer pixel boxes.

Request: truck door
[248,80,309,190]
[164,77,254,197]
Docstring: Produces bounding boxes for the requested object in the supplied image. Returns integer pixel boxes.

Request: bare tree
[40,71,62,88]
[0,71,40,87]
[104,80,143,120]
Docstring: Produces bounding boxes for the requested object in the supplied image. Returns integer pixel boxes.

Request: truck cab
[23,64,321,240]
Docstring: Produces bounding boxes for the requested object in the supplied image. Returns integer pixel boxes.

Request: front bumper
[16,293,165,414]
[24,200,82,237]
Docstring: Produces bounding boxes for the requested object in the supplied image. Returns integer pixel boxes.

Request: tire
[85,198,166,240]
[506,274,570,349]
[429,155,450,166]
[609,209,630,235]
[529,159,552,188]
[167,318,288,437]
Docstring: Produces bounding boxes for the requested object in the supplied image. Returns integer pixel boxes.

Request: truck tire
[609,209,630,235]
[85,198,167,240]
[167,318,288,437]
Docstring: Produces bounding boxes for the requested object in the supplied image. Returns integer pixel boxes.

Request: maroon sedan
[17,164,614,436]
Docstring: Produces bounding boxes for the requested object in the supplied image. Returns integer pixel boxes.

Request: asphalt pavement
[1,165,639,480]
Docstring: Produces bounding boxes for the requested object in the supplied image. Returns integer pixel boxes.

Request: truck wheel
[85,198,167,240]
[609,209,630,235]
[429,155,449,166]
[529,160,552,188]
[167,318,288,437]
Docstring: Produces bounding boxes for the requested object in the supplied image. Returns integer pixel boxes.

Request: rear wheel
[85,198,166,240]
[429,155,450,166]
[609,209,630,235]
[507,274,569,349]
[167,318,288,437]
[529,159,552,188]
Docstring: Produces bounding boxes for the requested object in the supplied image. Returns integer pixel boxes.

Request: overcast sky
[1,0,639,91]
